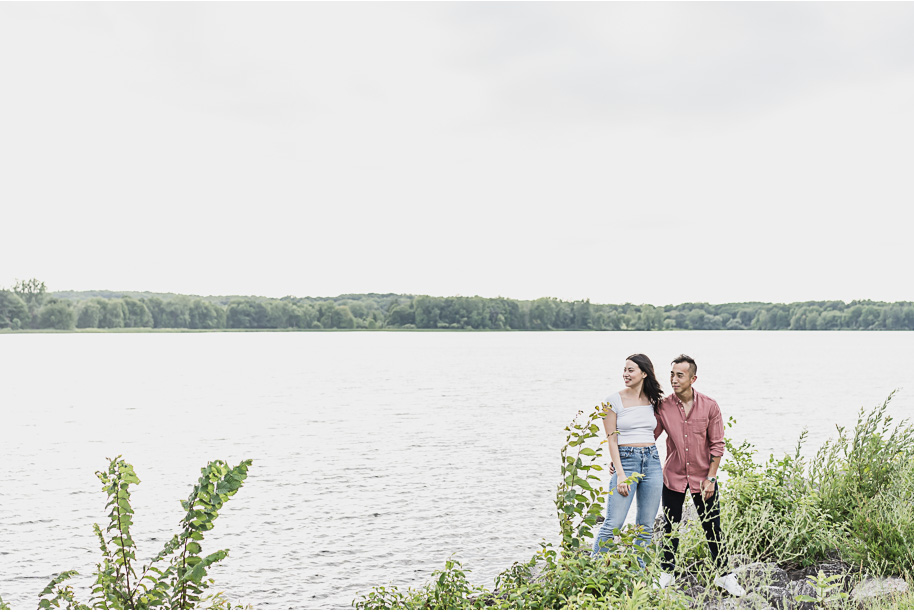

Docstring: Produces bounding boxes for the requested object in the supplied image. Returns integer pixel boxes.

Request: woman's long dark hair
[626,353,664,413]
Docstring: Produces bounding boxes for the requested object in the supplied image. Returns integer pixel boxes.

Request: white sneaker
[714,572,746,597]
[654,572,674,589]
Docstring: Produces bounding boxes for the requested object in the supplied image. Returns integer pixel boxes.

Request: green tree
[226,299,266,328]
[98,299,127,329]
[859,305,879,329]
[143,297,167,328]
[573,300,594,330]
[37,299,76,330]
[0,290,29,329]
[76,300,102,328]
[189,299,225,329]
[687,308,707,330]
[161,296,192,328]
[818,310,842,330]
[13,278,48,327]
[331,305,356,329]
[805,311,820,331]
[414,296,441,329]
[123,297,154,328]
[529,298,557,330]
[386,304,414,327]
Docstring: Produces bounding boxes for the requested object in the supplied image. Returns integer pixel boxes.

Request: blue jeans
[592,445,663,556]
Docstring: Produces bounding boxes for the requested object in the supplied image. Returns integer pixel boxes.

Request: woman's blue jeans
[591,445,663,557]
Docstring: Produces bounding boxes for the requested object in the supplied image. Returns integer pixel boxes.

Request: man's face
[670,362,696,395]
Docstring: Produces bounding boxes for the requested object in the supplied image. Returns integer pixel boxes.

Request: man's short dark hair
[672,354,697,378]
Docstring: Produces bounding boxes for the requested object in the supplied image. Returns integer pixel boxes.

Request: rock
[787,579,816,610]
[697,594,728,610]
[851,576,909,602]
[652,514,665,540]
[731,562,789,591]
[812,561,850,577]
[737,591,774,610]
[811,561,853,590]
[728,554,753,569]
[685,584,709,600]
[755,585,791,610]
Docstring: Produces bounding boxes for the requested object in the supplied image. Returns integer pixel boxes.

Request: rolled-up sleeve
[707,401,725,457]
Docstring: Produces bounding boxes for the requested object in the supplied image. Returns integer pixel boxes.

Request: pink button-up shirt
[653,389,725,494]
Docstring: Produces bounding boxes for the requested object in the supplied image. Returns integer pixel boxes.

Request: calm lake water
[1,331,912,608]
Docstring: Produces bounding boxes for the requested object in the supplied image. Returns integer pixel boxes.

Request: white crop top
[602,392,657,445]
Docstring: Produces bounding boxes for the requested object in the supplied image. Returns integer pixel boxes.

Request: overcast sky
[2,2,914,306]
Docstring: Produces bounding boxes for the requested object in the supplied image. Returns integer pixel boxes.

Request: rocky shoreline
[640,514,910,609]
[674,555,908,610]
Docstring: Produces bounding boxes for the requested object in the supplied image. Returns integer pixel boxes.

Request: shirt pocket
[688,418,709,435]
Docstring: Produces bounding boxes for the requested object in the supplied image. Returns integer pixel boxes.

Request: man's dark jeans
[661,483,728,573]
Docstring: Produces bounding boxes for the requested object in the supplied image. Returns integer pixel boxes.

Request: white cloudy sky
[2,2,913,305]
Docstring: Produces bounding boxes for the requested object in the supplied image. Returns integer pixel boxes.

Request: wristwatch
[707,476,717,484]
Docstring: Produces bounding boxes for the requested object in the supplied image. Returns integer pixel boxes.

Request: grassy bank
[353,394,914,609]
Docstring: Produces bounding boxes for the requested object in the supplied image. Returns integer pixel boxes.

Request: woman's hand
[617,476,630,497]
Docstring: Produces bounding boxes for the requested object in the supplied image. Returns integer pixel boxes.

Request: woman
[591,353,664,557]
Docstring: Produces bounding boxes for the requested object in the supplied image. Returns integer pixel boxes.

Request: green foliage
[0,289,29,329]
[9,276,914,331]
[809,391,914,574]
[353,558,488,610]
[719,430,837,565]
[38,298,77,330]
[38,570,86,610]
[555,405,610,553]
[353,540,687,610]
[37,456,252,610]
[715,393,914,578]
[794,570,849,608]
[811,391,913,525]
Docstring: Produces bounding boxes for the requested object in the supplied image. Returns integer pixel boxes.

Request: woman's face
[623,360,646,388]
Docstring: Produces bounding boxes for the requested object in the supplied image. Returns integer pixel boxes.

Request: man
[653,354,744,597]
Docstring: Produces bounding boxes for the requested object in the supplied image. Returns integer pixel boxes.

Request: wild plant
[353,558,489,610]
[810,390,914,574]
[555,402,645,557]
[811,390,912,524]
[38,456,252,610]
[719,430,836,566]
[794,570,849,608]
[555,404,610,554]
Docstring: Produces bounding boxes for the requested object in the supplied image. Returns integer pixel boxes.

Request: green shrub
[841,455,914,575]
[719,431,837,566]
[555,405,610,553]
[36,456,252,610]
[812,391,914,524]
[810,391,914,575]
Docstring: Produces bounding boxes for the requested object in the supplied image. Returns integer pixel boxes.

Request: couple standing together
[591,353,745,597]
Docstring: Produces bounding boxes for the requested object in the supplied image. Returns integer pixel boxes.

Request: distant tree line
[3,279,914,332]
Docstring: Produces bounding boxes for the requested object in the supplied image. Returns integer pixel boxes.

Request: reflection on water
[1,331,911,608]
